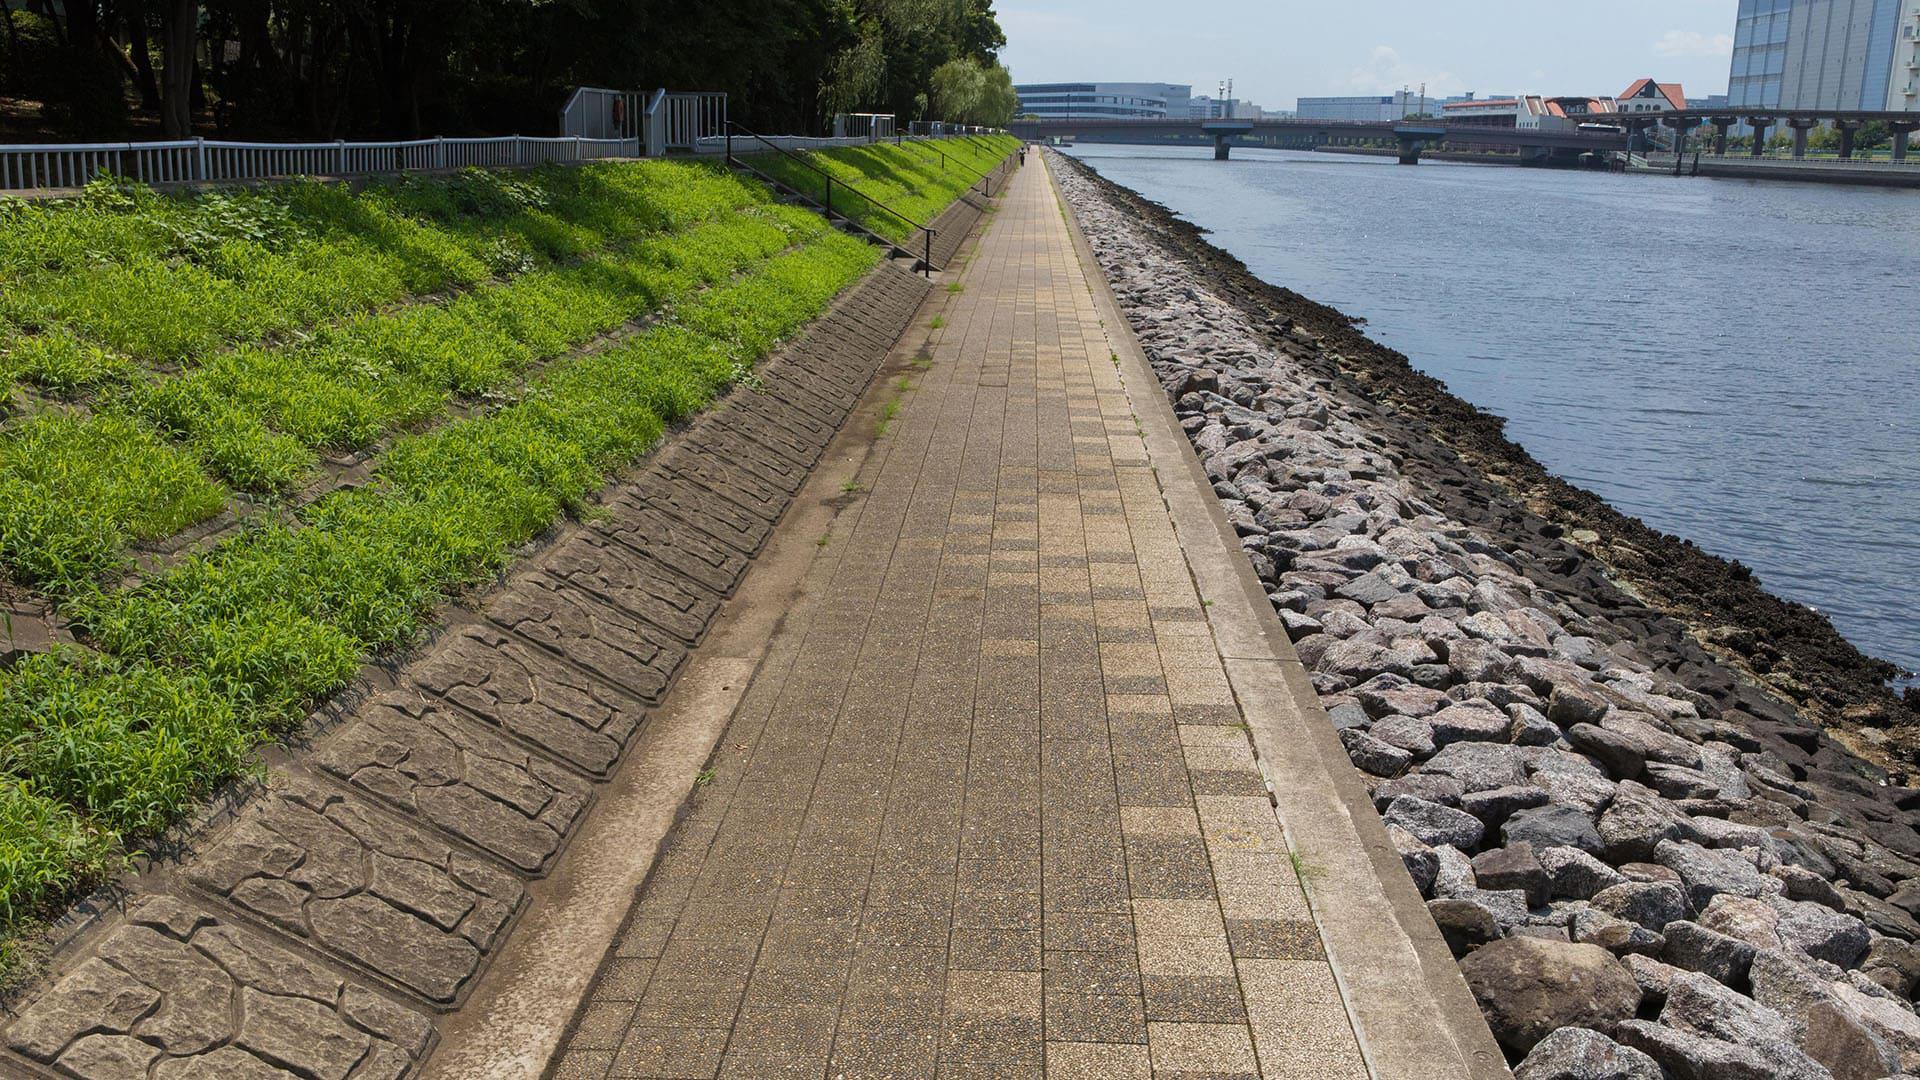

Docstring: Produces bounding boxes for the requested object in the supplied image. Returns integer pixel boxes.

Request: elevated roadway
[1009,116,1627,164]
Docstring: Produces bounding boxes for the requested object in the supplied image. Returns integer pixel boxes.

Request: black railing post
[925,229,933,278]
[826,175,833,219]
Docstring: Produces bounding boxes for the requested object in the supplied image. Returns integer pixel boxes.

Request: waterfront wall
[1050,148,1920,1078]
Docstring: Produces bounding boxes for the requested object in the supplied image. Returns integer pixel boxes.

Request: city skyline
[998,0,1741,109]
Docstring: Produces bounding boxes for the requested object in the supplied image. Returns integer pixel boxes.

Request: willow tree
[929,56,1015,126]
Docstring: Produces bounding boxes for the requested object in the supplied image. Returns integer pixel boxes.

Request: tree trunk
[123,1,161,111]
[2,2,22,90]
[158,0,194,136]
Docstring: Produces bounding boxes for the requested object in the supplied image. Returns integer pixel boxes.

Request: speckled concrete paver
[553,158,1375,1080]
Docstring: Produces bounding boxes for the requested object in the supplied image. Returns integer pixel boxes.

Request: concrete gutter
[1046,152,1511,1080]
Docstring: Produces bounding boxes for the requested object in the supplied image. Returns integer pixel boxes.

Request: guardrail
[1661,152,1920,169]
[0,135,636,192]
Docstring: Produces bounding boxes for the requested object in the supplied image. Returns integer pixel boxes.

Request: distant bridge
[1007,116,1627,165]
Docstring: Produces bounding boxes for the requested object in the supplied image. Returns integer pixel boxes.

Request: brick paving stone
[552,155,1367,1077]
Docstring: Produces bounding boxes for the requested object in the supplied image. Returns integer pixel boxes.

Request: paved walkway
[552,158,1373,1080]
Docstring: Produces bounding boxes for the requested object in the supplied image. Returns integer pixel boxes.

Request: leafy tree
[3,0,1003,140]
[929,55,1014,125]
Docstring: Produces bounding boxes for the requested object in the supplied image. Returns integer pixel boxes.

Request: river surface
[1066,145,1920,683]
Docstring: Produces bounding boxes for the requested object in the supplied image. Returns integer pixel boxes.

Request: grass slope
[750,134,1019,243]
[0,153,921,978]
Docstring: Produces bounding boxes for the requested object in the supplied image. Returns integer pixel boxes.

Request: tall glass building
[1728,0,1914,110]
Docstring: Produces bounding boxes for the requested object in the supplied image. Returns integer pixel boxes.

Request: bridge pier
[1214,134,1231,160]
[1391,123,1445,166]
[1789,117,1817,159]
[1665,117,1699,175]
[1834,119,1858,160]
[1711,116,1735,156]
[1894,122,1918,161]
[1748,117,1773,156]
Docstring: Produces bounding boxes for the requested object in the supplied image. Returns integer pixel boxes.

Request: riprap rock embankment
[1051,149,1920,1080]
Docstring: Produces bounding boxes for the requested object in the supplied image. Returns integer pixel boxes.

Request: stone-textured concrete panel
[312,691,592,875]
[530,537,719,647]
[9,895,432,1078]
[486,575,687,704]
[588,502,753,593]
[185,779,520,1006]
[412,624,643,777]
[610,483,774,558]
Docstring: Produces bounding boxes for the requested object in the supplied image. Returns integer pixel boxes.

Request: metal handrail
[899,137,1002,197]
[724,121,936,276]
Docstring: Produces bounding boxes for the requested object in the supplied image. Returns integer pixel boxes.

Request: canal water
[1066,145,1920,683]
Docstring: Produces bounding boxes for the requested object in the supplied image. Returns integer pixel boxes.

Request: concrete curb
[1045,151,1511,1080]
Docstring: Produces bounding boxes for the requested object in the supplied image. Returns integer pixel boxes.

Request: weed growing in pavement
[875,398,902,438]
[930,316,945,329]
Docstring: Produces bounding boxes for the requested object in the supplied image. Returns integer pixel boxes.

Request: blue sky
[998,0,1741,107]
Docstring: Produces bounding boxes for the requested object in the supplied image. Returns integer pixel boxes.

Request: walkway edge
[422,277,935,1079]
[1045,153,1510,1080]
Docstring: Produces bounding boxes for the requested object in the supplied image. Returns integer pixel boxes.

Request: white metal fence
[559,86,646,145]
[0,134,636,192]
[646,90,729,156]
[2,87,732,192]
[833,113,897,141]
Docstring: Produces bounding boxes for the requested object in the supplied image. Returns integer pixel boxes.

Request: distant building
[1296,91,1443,121]
[1618,78,1687,114]
[1894,0,1920,110]
[1434,93,1625,130]
[1189,95,1264,119]
[1687,94,1732,110]
[1726,0,1917,112]
[1443,98,1522,127]
[1014,82,1192,120]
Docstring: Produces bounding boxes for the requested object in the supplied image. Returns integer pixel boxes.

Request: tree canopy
[0,0,1013,140]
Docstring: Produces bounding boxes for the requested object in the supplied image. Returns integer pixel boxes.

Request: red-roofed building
[1617,79,1686,115]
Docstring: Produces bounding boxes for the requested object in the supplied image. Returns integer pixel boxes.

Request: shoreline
[1052,149,1916,765]
[1051,147,1920,1075]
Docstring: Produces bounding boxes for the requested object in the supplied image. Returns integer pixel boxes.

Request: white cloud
[1652,30,1734,59]
[1345,44,1461,97]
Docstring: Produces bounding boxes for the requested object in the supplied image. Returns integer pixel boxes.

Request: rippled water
[1068,145,1920,681]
